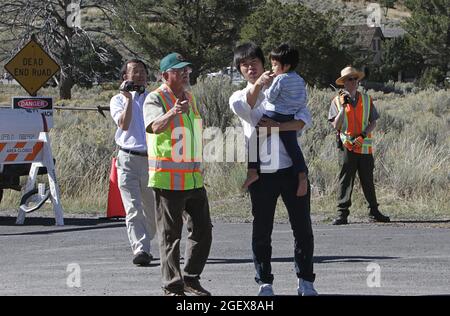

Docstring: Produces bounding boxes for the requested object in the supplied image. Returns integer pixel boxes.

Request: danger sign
[12,96,54,129]
[13,97,53,110]
[4,37,60,96]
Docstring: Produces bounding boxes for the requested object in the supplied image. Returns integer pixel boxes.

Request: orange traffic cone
[106,157,126,218]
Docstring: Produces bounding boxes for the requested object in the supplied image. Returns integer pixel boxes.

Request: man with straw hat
[328,66,390,225]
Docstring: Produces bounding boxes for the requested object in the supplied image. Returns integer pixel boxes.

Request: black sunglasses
[347,77,358,82]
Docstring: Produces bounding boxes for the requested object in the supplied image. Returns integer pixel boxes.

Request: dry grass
[0,81,449,223]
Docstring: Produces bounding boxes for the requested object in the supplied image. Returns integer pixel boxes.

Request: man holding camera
[110,59,156,265]
[328,66,390,225]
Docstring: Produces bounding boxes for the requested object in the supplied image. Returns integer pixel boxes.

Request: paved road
[0,216,449,296]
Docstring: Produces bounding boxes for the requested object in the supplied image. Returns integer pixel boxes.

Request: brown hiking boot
[184,278,211,296]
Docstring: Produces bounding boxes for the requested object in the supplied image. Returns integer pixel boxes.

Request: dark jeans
[153,187,213,292]
[337,147,379,217]
[249,167,315,284]
[248,112,308,175]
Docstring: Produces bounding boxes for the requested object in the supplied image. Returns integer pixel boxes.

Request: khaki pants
[153,187,212,292]
[116,150,156,255]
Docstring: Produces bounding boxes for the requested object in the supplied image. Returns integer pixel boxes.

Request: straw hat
[335,66,365,86]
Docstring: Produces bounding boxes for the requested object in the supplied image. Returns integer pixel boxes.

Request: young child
[243,43,309,197]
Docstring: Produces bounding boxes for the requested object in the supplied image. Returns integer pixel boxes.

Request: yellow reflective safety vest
[335,92,373,154]
[147,84,203,190]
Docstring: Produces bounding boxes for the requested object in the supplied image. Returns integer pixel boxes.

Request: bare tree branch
[0,0,139,99]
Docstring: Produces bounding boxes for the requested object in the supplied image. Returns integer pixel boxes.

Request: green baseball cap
[160,52,192,72]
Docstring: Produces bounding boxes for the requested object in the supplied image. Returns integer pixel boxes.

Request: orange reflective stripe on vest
[148,159,201,171]
[156,88,179,154]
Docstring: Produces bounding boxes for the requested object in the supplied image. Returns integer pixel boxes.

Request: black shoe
[332,216,348,225]
[184,278,211,296]
[164,288,186,296]
[369,210,390,223]
[132,251,153,266]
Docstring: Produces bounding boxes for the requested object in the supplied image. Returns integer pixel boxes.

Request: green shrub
[192,77,239,131]
[1,83,448,221]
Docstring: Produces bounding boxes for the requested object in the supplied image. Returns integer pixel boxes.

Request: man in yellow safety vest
[143,52,212,296]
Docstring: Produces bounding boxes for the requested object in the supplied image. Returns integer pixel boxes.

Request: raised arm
[247,71,273,108]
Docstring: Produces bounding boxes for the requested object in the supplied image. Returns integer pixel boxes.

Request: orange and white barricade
[0,108,64,226]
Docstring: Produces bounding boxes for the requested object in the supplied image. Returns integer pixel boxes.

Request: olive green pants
[153,187,212,292]
[337,148,379,217]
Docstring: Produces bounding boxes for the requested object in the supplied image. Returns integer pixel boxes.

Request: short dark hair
[269,43,299,70]
[233,42,265,75]
[120,59,148,79]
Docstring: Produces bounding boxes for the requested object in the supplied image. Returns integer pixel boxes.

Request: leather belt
[119,147,148,157]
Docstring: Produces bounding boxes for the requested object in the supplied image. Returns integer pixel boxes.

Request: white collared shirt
[110,91,148,152]
[229,83,312,173]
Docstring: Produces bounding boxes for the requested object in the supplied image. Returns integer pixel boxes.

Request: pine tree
[403,0,450,86]
[239,0,349,87]
[113,0,259,82]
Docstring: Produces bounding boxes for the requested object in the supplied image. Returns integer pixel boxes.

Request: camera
[339,90,351,105]
[343,94,350,105]
[120,81,145,94]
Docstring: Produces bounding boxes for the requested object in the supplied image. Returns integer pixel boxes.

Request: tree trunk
[59,35,75,99]
[59,71,74,99]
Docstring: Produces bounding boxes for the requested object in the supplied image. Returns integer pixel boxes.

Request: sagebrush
[1,79,448,222]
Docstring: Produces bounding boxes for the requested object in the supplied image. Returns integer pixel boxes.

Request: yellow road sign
[4,38,60,96]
